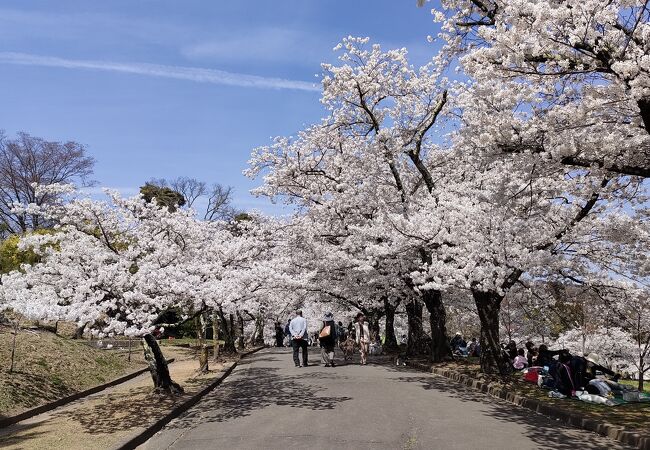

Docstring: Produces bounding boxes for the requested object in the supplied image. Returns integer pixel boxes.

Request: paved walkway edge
[0,358,174,429]
[114,346,266,450]
[408,362,650,450]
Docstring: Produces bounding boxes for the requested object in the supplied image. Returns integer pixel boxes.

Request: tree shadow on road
[165,367,352,429]
[391,373,631,450]
[0,422,51,449]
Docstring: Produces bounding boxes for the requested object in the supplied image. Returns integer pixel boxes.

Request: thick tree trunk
[639,357,646,392]
[217,308,237,354]
[212,310,220,362]
[383,298,399,351]
[473,290,512,375]
[406,300,429,356]
[73,323,86,340]
[142,333,184,394]
[252,312,265,346]
[198,345,209,373]
[421,289,451,362]
[236,310,245,349]
[366,311,381,341]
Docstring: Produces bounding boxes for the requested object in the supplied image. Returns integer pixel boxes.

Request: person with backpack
[320,312,338,367]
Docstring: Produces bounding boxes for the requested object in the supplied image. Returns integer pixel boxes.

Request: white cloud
[0,52,320,92]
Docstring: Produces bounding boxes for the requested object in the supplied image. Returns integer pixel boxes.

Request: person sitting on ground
[289,310,309,368]
[534,344,564,368]
[506,340,518,361]
[450,332,464,351]
[354,312,371,365]
[525,341,538,367]
[467,337,478,357]
[571,352,620,390]
[320,312,338,367]
[555,352,576,397]
[513,348,528,370]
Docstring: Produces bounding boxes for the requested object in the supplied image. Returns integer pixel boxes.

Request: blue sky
[0,1,441,214]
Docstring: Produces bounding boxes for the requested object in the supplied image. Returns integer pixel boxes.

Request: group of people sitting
[449,332,481,357]
[503,340,638,403]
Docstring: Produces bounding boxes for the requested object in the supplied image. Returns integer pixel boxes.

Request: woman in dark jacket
[320,312,338,367]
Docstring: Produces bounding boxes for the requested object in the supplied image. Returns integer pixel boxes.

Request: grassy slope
[0,327,147,416]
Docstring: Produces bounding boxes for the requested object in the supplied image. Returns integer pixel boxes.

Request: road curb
[408,361,650,450]
[114,346,266,450]
[0,359,173,429]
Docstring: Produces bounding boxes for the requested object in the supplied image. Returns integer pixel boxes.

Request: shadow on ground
[50,386,187,435]
[165,366,352,429]
[391,372,632,450]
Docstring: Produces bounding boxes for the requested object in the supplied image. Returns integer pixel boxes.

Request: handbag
[319,325,331,339]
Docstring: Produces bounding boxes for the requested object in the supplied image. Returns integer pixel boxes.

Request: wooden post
[9,320,18,374]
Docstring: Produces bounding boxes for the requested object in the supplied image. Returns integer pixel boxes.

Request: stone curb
[0,358,174,429]
[114,346,266,450]
[408,361,650,450]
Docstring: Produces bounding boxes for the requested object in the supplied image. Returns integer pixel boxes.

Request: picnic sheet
[608,392,650,407]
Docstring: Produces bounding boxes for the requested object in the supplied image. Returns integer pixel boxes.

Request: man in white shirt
[289,310,308,367]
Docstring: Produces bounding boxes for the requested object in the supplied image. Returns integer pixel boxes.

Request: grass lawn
[618,378,649,393]
[418,359,650,433]
[0,326,147,416]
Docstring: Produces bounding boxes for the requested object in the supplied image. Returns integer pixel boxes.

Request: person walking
[274,322,284,347]
[354,312,370,365]
[284,319,291,346]
[289,310,308,367]
[320,312,338,367]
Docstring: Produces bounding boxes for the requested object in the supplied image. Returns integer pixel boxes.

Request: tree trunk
[473,290,512,375]
[142,333,184,394]
[406,300,429,356]
[217,308,237,354]
[422,289,451,362]
[383,298,399,351]
[366,311,381,341]
[212,310,220,362]
[639,357,646,392]
[198,345,209,373]
[236,310,245,349]
[73,323,86,340]
[252,312,265,346]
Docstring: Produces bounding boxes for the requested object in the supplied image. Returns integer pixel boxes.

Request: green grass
[619,378,649,393]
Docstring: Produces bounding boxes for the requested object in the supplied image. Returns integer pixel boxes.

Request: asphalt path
[141,347,632,450]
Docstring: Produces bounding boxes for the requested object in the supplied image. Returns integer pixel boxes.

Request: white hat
[585,353,602,366]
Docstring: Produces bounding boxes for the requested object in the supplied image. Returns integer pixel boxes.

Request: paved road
[142,348,631,450]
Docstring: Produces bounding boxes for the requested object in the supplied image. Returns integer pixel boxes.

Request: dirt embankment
[0,326,147,416]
